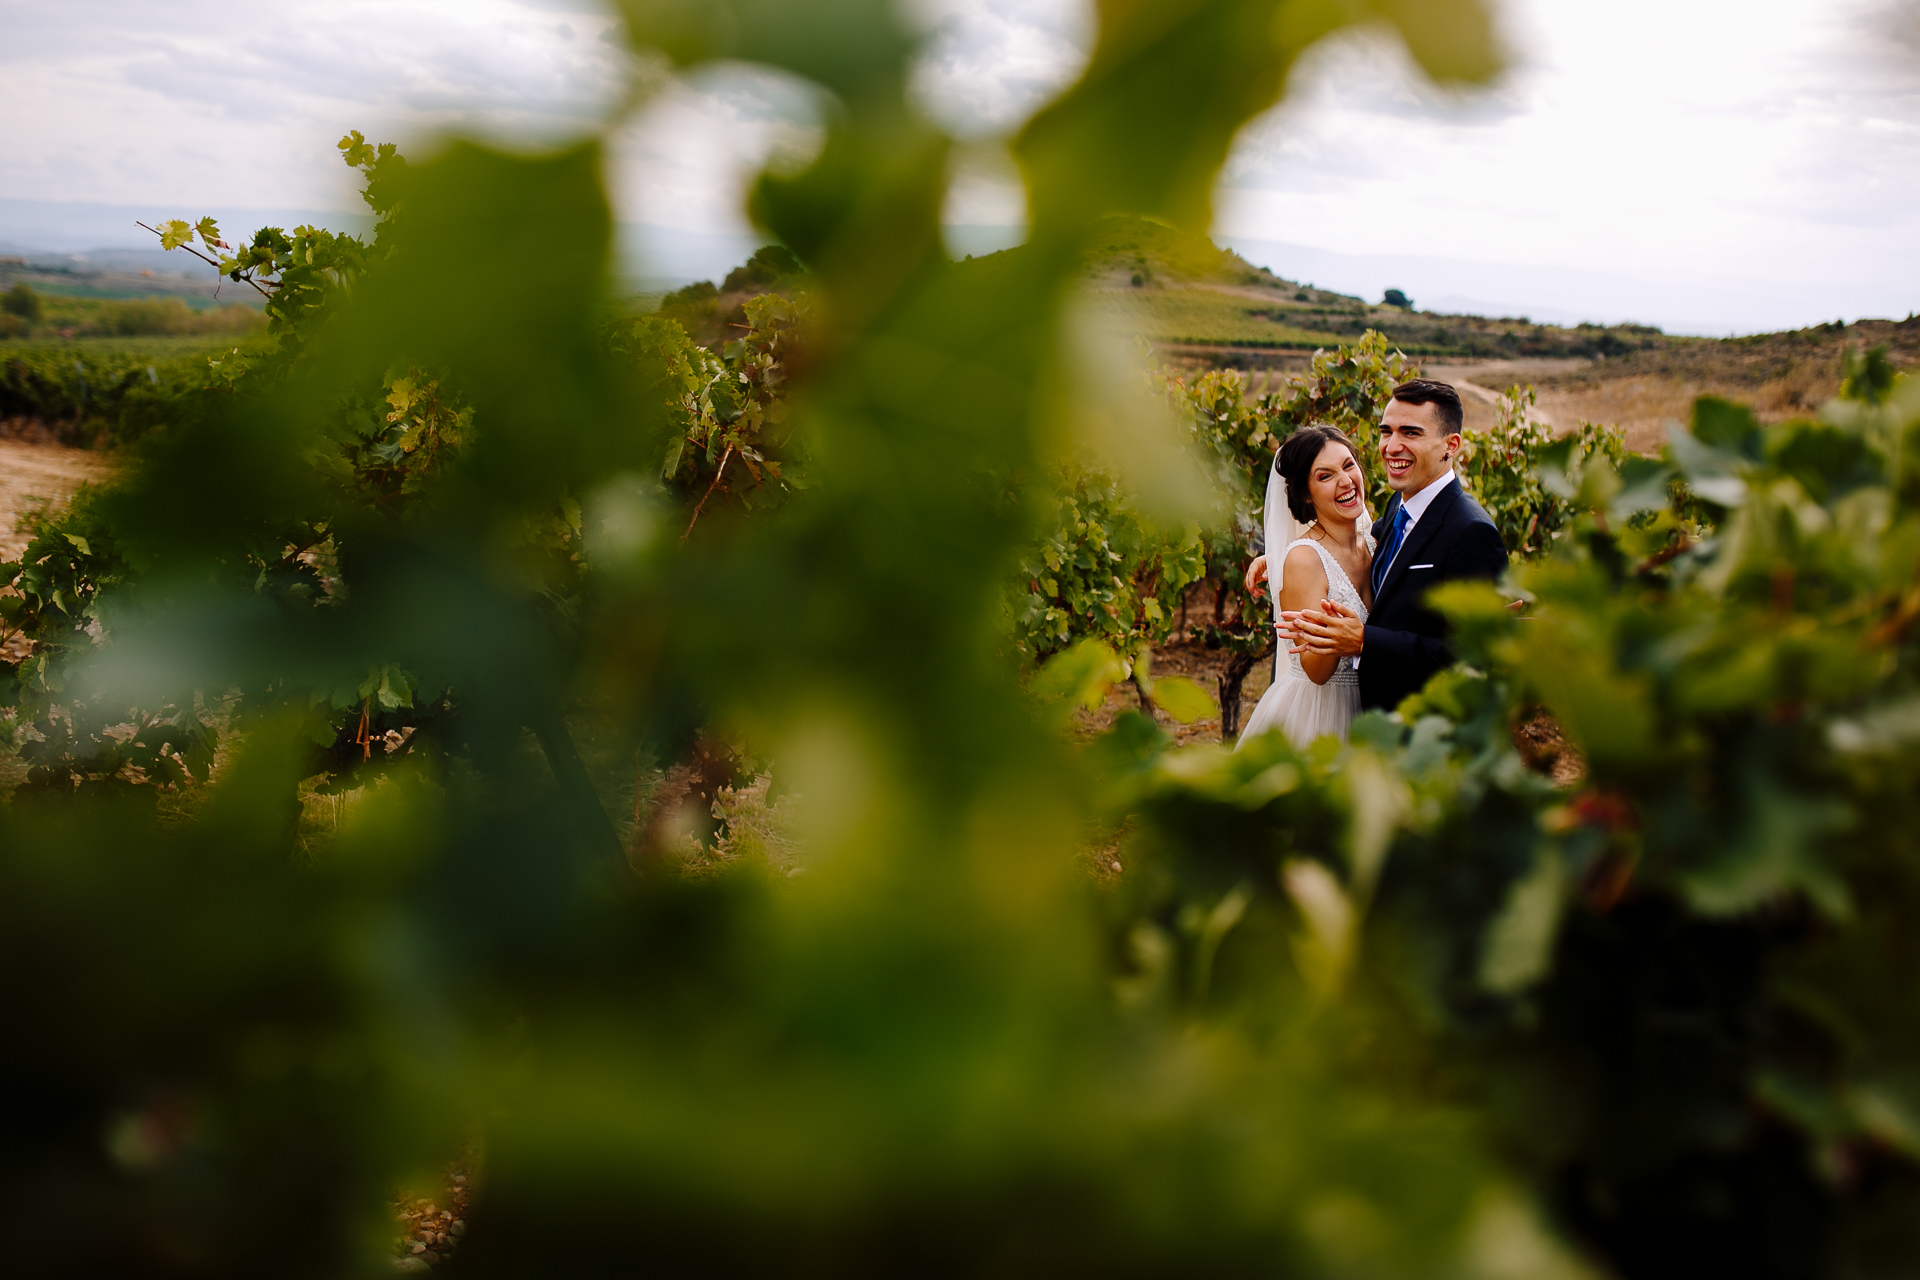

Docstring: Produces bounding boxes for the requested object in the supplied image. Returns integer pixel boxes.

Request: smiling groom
[1281,379,1509,713]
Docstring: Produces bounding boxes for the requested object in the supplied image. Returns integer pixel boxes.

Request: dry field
[0,427,110,562]
[1453,316,1920,453]
[1171,313,1920,456]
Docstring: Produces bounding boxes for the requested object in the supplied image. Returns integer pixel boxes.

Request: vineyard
[5,2,1920,1278]
[0,338,264,446]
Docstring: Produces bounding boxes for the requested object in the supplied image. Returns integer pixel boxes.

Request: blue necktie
[1372,503,1409,598]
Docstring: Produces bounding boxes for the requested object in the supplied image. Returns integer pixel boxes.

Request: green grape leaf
[1611,455,1674,517]
[1479,849,1566,995]
[1150,674,1215,725]
[1032,638,1128,715]
[338,129,376,167]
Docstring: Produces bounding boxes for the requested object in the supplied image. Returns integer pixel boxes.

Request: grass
[1088,285,1333,348]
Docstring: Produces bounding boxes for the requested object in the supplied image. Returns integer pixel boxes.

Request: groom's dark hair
[1278,425,1361,523]
[1389,378,1464,435]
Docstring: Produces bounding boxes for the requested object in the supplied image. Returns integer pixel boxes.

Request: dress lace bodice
[1278,534,1371,689]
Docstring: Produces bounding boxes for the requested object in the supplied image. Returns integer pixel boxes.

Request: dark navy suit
[1359,479,1508,713]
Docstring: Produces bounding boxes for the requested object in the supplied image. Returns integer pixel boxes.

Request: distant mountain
[0,199,373,256]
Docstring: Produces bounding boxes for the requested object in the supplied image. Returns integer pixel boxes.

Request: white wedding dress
[1236,457,1373,752]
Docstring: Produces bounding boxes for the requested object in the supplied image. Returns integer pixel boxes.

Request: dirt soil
[0,428,111,561]
[1422,358,1591,436]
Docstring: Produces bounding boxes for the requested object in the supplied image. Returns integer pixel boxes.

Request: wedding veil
[1262,450,1308,613]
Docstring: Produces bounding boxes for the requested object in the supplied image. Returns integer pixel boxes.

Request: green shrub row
[0,339,252,444]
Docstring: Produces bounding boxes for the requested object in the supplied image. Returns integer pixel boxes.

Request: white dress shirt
[1382,468,1456,574]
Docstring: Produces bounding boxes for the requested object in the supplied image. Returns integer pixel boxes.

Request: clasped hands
[1244,555,1365,657]
[1278,599,1365,658]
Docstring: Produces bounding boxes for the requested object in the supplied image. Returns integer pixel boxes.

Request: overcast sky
[4,0,1917,333]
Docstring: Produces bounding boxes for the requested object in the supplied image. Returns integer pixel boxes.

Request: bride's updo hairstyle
[1277,425,1361,524]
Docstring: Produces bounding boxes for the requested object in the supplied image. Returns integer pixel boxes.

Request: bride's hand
[1282,600,1364,657]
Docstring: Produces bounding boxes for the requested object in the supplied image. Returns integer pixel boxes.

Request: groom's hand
[1280,599,1365,657]
[1244,555,1268,596]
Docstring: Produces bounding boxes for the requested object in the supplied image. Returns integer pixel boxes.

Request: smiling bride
[1235,425,1375,751]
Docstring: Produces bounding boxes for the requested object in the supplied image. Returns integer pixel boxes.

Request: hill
[1043,215,1680,364]
[651,222,1917,456]
[971,215,1916,453]
[1521,314,1920,451]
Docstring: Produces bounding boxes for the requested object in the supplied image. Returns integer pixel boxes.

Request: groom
[1280,379,1508,712]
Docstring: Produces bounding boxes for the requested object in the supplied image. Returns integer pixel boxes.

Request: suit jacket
[1359,479,1508,713]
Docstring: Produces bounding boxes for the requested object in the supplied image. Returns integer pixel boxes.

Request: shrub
[720,244,803,293]
[3,282,42,322]
[0,341,248,443]
[1455,385,1628,556]
[101,297,264,338]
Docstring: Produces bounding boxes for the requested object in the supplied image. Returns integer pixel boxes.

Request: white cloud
[3,0,1918,328]
[1214,0,1920,328]
[904,0,1091,136]
[610,64,828,235]
[0,0,631,210]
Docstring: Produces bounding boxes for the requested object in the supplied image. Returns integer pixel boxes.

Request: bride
[1235,425,1374,751]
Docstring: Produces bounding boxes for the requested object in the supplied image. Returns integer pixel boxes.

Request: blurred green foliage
[1393,369,1920,1276]
[8,1,1920,1277]
[4,281,44,322]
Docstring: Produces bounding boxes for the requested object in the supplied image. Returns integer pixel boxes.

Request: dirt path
[1423,359,1589,437]
[0,436,111,560]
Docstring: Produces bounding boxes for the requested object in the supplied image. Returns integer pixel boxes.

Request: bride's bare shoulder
[1282,542,1329,588]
